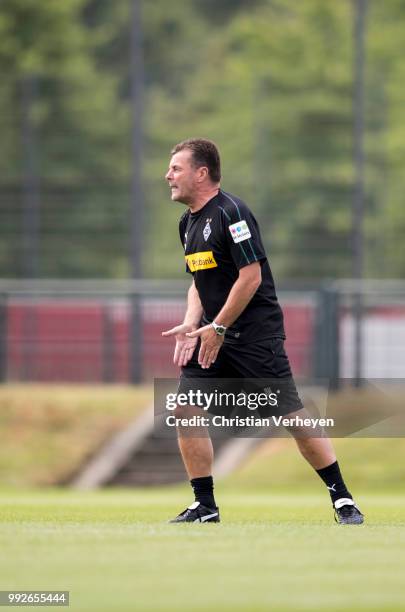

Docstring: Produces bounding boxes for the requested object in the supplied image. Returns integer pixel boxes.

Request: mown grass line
[0,488,404,612]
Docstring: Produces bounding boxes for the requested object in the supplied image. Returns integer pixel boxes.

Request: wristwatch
[211,320,227,336]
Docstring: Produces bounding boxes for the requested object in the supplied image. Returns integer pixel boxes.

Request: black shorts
[179,336,304,417]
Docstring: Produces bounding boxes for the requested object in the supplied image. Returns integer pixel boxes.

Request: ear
[196,166,209,182]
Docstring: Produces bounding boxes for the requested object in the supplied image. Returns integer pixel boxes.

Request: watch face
[215,326,226,335]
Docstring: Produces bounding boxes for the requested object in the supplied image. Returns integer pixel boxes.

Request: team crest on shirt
[203,220,212,242]
[228,220,252,243]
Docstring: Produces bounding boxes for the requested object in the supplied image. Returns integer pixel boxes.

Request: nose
[165,169,172,181]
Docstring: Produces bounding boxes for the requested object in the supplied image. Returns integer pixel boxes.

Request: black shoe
[169,501,220,523]
[334,498,364,524]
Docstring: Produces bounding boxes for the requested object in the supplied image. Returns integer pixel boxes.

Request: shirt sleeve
[179,213,192,275]
[178,213,187,248]
[221,199,267,270]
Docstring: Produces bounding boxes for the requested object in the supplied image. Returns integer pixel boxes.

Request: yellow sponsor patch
[185,251,218,272]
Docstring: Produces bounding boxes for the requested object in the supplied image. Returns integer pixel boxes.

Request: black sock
[316,461,352,504]
[190,476,216,509]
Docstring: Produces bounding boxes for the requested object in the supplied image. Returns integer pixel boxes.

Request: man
[162,138,363,525]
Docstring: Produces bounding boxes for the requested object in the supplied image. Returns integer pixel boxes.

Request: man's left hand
[186,325,224,369]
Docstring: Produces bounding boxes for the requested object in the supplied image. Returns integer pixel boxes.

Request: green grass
[1,386,405,610]
[0,487,404,612]
[0,385,152,486]
[224,438,405,493]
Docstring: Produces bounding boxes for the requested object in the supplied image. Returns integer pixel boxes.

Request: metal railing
[1,279,404,385]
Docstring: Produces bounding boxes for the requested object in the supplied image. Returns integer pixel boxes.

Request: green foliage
[0,0,404,279]
[192,0,264,24]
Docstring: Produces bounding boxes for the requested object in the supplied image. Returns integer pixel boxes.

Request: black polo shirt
[178,189,285,344]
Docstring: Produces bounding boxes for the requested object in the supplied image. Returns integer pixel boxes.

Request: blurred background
[0,0,404,490]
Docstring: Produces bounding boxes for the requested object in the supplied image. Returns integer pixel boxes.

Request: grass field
[0,385,151,486]
[1,487,404,612]
[1,387,405,610]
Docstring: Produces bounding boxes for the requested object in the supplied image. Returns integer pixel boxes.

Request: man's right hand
[161,323,198,367]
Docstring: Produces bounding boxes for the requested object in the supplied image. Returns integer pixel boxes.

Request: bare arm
[214,262,262,327]
[186,262,262,368]
[183,280,204,328]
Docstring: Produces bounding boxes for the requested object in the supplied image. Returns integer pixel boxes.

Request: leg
[170,351,224,522]
[168,404,219,522]
[177,407,214,478]
[294,434,336,470]
[285,407,341,482]
[285,409,363,522]
[249,335,364,523]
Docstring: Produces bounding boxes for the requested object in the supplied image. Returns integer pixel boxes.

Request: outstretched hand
[186,324,224,369]
[161,323,198,367]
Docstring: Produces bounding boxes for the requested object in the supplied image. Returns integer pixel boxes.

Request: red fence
[4,297,315,383]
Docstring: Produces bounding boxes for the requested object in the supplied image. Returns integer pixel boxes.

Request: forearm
[214,274,260,328]
[183,281,204,328]
[184,270,260,368]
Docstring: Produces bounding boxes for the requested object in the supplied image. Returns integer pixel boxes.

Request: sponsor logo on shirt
[185,251,218,272]
[228,220,252,243]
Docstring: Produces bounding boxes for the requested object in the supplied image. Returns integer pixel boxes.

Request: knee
[173,404,197,420]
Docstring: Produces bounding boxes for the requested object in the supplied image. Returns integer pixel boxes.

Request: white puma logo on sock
[327,484,337,492]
